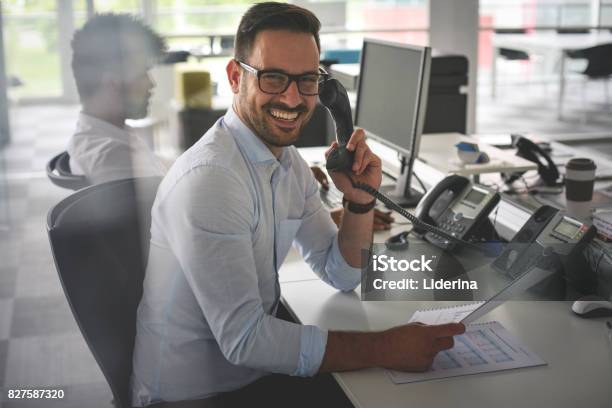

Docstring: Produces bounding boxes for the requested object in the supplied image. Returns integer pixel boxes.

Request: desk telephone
[493,205,596,297]
[319,78,500,253]
[415,175,500,250]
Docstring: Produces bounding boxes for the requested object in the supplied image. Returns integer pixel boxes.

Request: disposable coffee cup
[565,158,596,220]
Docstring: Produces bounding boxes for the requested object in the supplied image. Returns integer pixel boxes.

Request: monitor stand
[379,155,423,208]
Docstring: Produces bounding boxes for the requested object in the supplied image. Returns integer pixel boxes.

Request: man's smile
[268,108,299,121]
[265,106,308,131]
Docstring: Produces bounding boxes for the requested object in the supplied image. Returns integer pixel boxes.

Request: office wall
[429,0,478,134]
[0,5,10,147]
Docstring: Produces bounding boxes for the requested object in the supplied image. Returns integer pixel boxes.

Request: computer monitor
[355,39,431,207]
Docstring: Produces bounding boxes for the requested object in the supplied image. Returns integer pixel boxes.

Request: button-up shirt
[67,112,166,184]
[131,107,360,406]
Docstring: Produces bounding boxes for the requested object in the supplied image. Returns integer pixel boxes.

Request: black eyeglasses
[237,60,329,96]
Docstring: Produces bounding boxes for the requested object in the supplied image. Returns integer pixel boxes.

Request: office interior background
[1,0,612,406]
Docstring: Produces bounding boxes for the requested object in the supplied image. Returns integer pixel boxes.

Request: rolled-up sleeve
[292,166,361,292]
[295,326,327,376]
[155,165,323,375]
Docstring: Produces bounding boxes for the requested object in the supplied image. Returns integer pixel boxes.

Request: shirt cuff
[325,234,362,291]
[294,325,328,376]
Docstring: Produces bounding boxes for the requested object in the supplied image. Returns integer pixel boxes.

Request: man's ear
[226,59,241,94]
[100,71,122,94]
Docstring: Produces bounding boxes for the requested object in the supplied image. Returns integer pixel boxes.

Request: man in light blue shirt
[132,2,464,407]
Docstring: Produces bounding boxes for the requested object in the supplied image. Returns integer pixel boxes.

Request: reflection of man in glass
[67,13,167,184]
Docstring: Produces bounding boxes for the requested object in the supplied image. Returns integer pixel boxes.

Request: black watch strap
[342,197,376,214]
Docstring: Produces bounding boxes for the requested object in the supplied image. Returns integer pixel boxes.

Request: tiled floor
[477,70,612,135]
[0,76,610,407]
[0,105,112,407]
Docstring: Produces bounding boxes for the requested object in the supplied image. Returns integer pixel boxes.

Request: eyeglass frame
[236,60,330,96]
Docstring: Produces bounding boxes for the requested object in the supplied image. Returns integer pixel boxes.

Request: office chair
[219,35,235,55]
[494,28,530,61]
[47,177,161,408]
[556,28,590,34]
[566,43,612,112]
[46,151,89,191]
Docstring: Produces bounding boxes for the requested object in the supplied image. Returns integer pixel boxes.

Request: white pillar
[0,5,10,146]
[58,0,78,103]
[429,0,479,134]
[591,0,601,28]
[141,0,157,26]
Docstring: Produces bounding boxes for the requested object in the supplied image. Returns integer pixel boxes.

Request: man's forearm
[319,330,380,372]
[338,208,374,267]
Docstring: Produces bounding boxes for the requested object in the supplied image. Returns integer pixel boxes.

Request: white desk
[281,278,612,407]
[491,32,612,119]
[286,147,611,406]
[299,134,538,179]
[418,133,537,177]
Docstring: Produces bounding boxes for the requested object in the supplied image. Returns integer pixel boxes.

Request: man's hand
[377,323,465,372]
[325,128,382,205]
[311,165,394,230]
[320,322,465,373]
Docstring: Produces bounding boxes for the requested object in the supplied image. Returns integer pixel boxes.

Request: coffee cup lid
[566,158,596,170]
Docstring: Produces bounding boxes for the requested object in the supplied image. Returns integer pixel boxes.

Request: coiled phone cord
[350,179,492,255]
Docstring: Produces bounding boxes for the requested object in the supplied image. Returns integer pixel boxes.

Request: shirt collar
[78,112,130,140]
[224,107,292,171]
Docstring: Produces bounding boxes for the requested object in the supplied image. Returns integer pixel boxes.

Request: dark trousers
[151,373,353,408]
[149,303,353,408]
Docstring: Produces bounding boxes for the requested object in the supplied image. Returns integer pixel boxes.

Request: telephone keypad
[438,214,467,237]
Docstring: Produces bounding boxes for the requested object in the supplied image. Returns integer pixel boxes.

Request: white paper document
[408,302,484,325]
[388,321,547,384]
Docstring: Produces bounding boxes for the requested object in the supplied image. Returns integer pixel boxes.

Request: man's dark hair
[234,2,321,62]
[71,13,166,100]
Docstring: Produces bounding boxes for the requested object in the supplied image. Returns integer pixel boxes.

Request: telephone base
[379,185,423,208]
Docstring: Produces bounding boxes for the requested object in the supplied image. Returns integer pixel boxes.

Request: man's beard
[239,95,313,148]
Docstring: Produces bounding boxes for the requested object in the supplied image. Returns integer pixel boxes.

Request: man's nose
[279,80,302,107]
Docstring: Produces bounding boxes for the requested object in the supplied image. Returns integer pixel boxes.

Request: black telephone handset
[504,136,560,186]
[319,79,498,254]
[492,205,596,297]
[415,175,470,228]
[319,78,355,172]
[414,175,501,250]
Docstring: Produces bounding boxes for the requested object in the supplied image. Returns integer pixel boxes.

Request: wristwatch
[342,196,376,214]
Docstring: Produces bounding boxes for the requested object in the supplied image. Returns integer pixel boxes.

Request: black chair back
[578,43,612,78]
[556,28,590,34]
[47,177,161,408]
[46,151,89,190]
[494,28,530,60]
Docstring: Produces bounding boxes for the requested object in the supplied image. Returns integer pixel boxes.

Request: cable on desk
[413,171,427,193]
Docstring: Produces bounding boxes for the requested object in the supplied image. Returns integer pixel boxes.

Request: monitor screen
[355,39,431,158]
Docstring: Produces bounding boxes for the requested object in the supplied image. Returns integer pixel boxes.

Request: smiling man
[131,3,463,407]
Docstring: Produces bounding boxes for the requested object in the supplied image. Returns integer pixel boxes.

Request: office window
[93,0,141,14]
[153,0,428,52]
[154,0,251,35]
[601,0,612,25]
[480,0,592,29]
[339,0,429,47]
[3,1,62,98]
